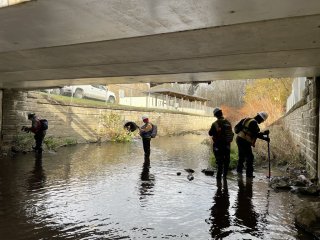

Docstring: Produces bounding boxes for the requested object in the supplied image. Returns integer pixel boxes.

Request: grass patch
[44,136,77,150]
[12,133,34,152]
[12,134,77,152]
[38,92,210,116]
[41,93,116,108]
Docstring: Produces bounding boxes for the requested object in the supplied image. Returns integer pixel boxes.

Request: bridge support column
[284,78,320,181]
[316,77,320,184]
[0,90,2,150]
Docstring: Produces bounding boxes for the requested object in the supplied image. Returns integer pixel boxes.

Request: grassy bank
[39,92,210,116]
[254,120,303,169]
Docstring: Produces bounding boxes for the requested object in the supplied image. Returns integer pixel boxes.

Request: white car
[60,85,116,103]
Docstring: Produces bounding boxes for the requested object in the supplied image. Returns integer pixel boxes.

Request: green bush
[12,133,34,151]
[12,133,77,152]
[99,112,136,142]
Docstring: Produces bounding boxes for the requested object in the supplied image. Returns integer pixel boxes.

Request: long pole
[268,136,271,179]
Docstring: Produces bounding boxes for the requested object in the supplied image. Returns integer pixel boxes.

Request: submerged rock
[184,168,195,174]
[187,173,194,181]
[269,176,291,190]
[296,175,312,186]
[291,185,320,196]
[201,169,214,176]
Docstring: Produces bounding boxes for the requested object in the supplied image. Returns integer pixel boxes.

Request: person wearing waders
[21,113,47,153]
[208,108,234,180]
[139,115,153,166]
[234,112,270,178]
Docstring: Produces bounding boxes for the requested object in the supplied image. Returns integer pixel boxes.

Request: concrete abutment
[0,91,213,151]
[283,78,319,182]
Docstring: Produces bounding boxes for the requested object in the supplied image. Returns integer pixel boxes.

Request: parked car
[60,85,116,103]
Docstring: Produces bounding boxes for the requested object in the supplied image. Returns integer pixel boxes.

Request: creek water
[0,134,314,239]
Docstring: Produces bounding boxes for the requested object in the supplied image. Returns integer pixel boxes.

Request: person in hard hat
[21,113,47,153]
[139,115,153,166]
[234,112,270,178]
[209,107,234,180]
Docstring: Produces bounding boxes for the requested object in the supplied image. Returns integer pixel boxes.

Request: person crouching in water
[234,112,270,178]
[139,115,153,166]
[22,113,46,153]
[208,108,234,180]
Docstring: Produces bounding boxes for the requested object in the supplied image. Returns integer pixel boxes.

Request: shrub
[12,133,34,152]
[99,112,136,142]
[12,134,77,152]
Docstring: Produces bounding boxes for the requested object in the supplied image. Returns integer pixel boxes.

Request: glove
[263,130,270,135]
[264,137,270,142]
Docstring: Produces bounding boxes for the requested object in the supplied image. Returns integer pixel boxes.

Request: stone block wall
[1,91,213,147]
[283,78,319,180]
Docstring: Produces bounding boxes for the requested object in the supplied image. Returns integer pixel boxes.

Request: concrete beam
[1,1,320,88]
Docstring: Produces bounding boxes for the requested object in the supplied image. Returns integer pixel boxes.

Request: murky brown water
[0,134,314,239]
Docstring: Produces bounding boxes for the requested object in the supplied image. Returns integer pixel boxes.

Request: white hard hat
[142,115,148,120]
[213,107,222,115]
[257,112,268,121]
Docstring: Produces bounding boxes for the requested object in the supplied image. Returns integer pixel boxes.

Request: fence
[115,84,214,116]
[43,84,214,116]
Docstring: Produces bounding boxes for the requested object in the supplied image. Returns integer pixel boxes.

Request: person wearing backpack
[22,113,47,153]
[208,107,234,180]
[234,112,270,178]
[139,115,153,166]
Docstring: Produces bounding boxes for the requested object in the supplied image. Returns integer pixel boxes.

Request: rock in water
[201,169,214,176]
[187,174,194,181]
[184,168,195,173]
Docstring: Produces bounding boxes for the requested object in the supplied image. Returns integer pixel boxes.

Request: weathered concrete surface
[283,78,319,181]
[2,0,320,52]
[0,0,320,88]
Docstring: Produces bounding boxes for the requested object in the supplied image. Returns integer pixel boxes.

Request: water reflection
[234,176,259,237]
[139,162,155,202]
[0,135,311,239]
[27,153,46,191]
[210,178,230,239]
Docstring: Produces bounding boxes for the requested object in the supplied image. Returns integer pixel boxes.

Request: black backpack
[151,124,157,138]
[40,119,48,130]
[215,119,234,143]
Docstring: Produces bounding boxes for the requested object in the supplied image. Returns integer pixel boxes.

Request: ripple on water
[0,135,313,239]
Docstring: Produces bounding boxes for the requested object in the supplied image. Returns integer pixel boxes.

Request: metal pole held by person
[267,132,271,179]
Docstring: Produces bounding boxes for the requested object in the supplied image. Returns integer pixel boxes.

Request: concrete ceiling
[1,0,320,89]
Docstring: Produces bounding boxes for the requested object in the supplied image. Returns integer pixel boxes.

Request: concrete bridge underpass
[0,0,319,182]
[0,0,320,89]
